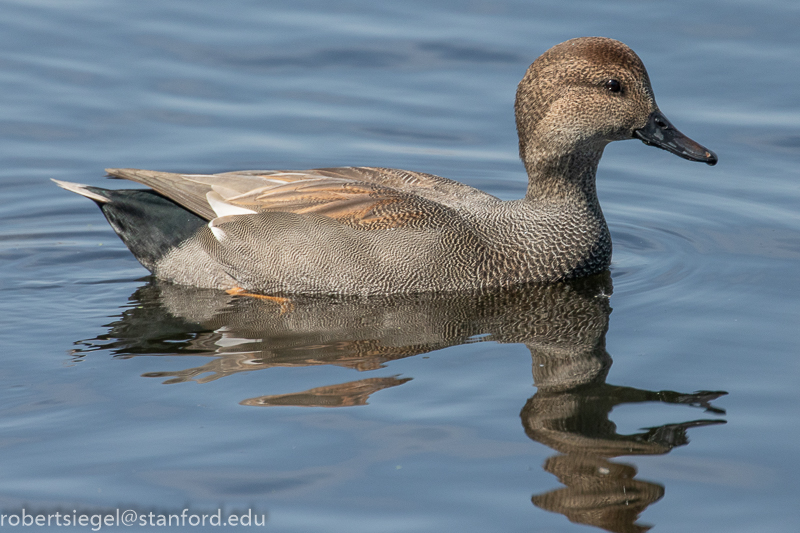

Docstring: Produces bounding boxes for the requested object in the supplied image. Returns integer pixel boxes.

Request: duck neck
[522,146,605,209]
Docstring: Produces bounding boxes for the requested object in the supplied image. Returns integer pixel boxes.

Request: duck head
[515,37,716,196]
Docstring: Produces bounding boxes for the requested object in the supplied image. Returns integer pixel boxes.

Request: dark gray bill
[634,109,718,166]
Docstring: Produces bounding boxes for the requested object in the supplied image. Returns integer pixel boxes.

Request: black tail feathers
[63,183,207,271]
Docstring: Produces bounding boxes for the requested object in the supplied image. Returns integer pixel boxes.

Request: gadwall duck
[55,37,716,296]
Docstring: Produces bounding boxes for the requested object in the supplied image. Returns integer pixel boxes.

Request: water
[1,0,799,531]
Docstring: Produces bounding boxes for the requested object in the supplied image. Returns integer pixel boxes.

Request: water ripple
[610,221,704,298]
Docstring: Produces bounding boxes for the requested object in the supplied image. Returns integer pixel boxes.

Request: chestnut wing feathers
[105,167,486,230]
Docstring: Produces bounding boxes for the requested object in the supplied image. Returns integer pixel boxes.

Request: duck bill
[633,109,718,166]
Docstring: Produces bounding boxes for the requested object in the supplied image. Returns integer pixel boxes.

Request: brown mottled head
[516,37,716,167]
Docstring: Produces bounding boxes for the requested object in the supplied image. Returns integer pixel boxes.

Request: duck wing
[310,167,499,210]
[106,167,496,230]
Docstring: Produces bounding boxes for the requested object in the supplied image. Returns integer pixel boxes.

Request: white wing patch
[208,221,227,242]
[206,191,257,217]
[208,214,248,243]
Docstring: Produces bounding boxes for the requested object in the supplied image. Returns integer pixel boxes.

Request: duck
[55,37,717,296]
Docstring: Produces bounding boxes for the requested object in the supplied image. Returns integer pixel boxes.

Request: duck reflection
[523,378,724,532]
[518,280,726,532]
[77,273,619,394]
[72,272,726,532]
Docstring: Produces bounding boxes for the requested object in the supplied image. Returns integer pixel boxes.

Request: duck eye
[604,79,622,93]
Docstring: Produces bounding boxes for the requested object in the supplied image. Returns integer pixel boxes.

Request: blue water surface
[1,0,799,531]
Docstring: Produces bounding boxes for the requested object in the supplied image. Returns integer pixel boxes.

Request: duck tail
[53,179,207,271]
